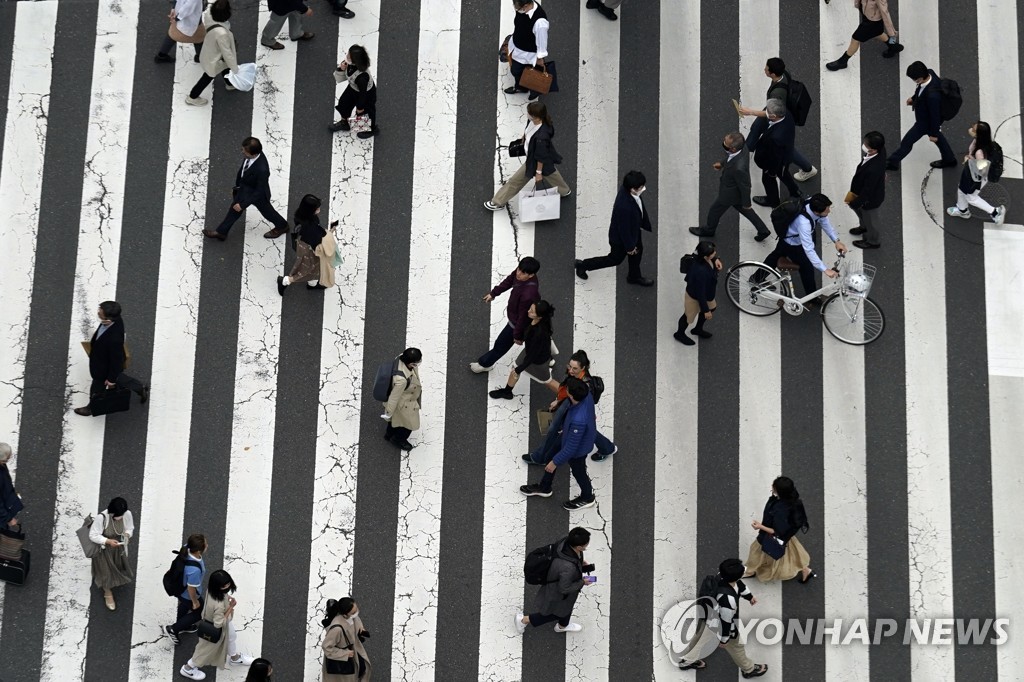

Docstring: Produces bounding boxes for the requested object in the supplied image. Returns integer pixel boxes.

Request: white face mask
[632,186,646,197]
[347,610,359,622]
[861,144,871,156]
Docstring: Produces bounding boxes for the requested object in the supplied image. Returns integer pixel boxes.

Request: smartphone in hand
[583,576,597,585]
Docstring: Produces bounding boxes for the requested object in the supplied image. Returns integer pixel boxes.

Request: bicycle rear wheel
[726,262,789,316]
[820,294,885,345]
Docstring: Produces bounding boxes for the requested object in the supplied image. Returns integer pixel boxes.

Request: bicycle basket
[842,263,875,298]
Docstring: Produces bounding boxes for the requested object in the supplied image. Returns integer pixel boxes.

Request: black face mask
[722,144,733,153]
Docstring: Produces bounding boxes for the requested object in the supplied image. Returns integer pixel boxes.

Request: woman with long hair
[743,476,817,583]
[490,300,555,399]
[485,101,572,210]
[244,658,273,681]
[946,120,1006,225]
[89,497,135,611]
[179,570,256,679]
[321,597,372,681]
[277,194,338,295]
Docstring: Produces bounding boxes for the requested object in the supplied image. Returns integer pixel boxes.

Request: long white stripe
[127,45,213,682]
[218,10,296,656]
[477,3,535,677]
[567,7,619,681]
[388,1,460,677]
[652,0,701,677]
[38,3,138,678]
[0,0,57,638]
[897,2,954,678]
[977,0,1022,179]
[302,5,381,678]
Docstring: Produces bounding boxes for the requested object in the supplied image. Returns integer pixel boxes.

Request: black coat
[234,154,274,206]
[684,259,719,311]
[716,152,753,207]
[752,115,796,172]
[608,187,652,250]
[532,539,585,618]
[911,70,944,138]
[89,319,127,384]
[267,0,308,15]
[849,153,886,210]
[0,465,22,525]
[522,123,563,179]
[759,496,807,543]
[296,217,326,249]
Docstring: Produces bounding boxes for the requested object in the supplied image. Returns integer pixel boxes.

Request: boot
[672,315,695,346]
[691,314,712,339]
[825,52,851,72]
[882,41,904,59]
[489,386,514,400]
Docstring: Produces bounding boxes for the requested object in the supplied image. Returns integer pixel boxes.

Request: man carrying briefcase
[74,301,149,417]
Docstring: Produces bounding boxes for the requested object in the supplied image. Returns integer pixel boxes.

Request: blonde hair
[0,443,11,464]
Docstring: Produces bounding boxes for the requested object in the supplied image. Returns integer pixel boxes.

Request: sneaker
[946,206,971,220]
[520,484,552,498]
[185,96,208,107]
[162,625,180,645]
[328,120,351,132]
[554,622,583,633]
[742,663,769,678]
[993,206,1007,226]
[489,387,514,400]
[228,653,255,666]
[591,446,617,462]
[484,201,502,211]
[515,612,528,634]
[469,362,492,374]
[793,166,818,182]
[563,496,596,511]
[179,665,206,680]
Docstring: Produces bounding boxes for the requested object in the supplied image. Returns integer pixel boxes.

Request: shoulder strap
[327,622,352,647]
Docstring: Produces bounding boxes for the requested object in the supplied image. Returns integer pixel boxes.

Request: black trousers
[580,233,644,280]
[89,372,145,399]
[170,596,204,634]
[189,68,229,100]
[215,194,288,236]
[336,87,377,128]
[764,241,818,296]
[385,423,411,443]
[529,612,572,627]
[887,120,956,166]
[705,198,770,235]
[761,166,800,206]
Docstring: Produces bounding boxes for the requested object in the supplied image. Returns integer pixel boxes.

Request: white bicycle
[725,253,885,345]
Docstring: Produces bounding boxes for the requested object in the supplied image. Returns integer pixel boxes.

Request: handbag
[77,515,101,559]
[758,532,786,560]
[498,34,511,63]
[508,139,525,157]
[518,61,559,94]
[168,18,206,44]
[196,599,223,643]
[324,624,357,674]
[0,524,25,561]
[349,113,372,133]
[518,182,561,222]
[89,387,132,417]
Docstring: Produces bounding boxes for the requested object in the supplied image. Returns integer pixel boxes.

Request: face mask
[722,143,733,153]
[633,187,646,197]
[347,610,359,622]
[861,144,871,156]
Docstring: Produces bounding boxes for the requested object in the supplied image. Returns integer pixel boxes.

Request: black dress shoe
[328,120,351,132]
[586,0,600,7]
[154,52,175,64]
[139,385,150,404]
[527,91,540,101]
[503,86,528,95]
[203,229,226,241]
[754,231,771,242]
[688,227,715,238]
[357,129,378,139]
[276,276,286,296]
[74,407,93,416]
[852,239,881,249]
[930,159,957,169]
[596,4,618,20]
[752,196,773,207]
[692,329,712,339]
[849,226,866,235]
[885,161,900,171]
[626,277,655,287]
[574,259,588,280]
[332,6,355,18]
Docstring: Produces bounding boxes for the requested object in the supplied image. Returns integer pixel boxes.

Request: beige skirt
[745,535,811,582]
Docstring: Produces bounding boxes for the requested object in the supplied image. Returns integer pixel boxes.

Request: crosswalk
[0,0,1022,680]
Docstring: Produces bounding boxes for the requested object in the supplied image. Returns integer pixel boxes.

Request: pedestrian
[329,45,379,139]
[520,377,598,510]
[764,193,847,297]
[585,0,620,21]
[738,58,817,182]
[73,301,150,417]
[470,256,541,373]
[245,659,274,681]
[325,0,354,19]
[0,444,22,530]
[743,476,818,584]
[527,351,617,465]
[846,131,888,249]
[946,120,1007,225]
[89,497,134,611]
[277,194,338,295]
[320,597,372,681]
[204,137,290,241]
[185,0,239,107]
[260,0,314,51]
[575,170,655,286]
[674,241,722,346]
[485,101,571,211]
[156,0,204,64]
[179,569,257,680]
[886,61,957,171]
[748,99,799,208]
[489,300,555,399]
[515,527,594,634]
[383,347,422,452]
[505,0,550,101]
[689,132,771,241]
[700,558,768,678]
[163,533,208,645]
[826,0,903,71]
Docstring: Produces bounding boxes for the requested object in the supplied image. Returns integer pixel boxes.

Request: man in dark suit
[690,132,771,242]
[575,170,654,287]
[886,61,956,170]
[748,99,799,208]
[204,137,290,241]
[847,131,887,249]
[74,301,149,417]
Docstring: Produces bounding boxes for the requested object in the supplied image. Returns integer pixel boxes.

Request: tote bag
[77,514,101,559]
[519,184,561,223]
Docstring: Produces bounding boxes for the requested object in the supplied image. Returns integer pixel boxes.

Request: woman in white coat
[186,0,239,107]
[155,0,205,63]
[320,597,372,681]
[179,570,257,680]
[89,497,134,611]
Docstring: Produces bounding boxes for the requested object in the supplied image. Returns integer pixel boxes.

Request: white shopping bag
[518,184,561,222]
[349,113,372,133]
[226,63,257,92]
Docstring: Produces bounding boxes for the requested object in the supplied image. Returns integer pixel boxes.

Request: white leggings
[188,621,239,668]
[956,180,995,214]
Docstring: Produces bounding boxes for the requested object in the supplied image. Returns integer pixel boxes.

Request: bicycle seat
[776,256,800,271]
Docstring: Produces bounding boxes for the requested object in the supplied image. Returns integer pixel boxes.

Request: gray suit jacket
[717,151,753,207]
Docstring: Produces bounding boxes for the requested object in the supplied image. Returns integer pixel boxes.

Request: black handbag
[758,532,786,560]
[89,387,132,416]
[324,624,356,674]
[508,139,525,157]
[197,618,222,643]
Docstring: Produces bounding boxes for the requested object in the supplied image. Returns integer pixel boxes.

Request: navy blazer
[752,115,795,172]
[89,318,127,383]
[911,70,944,138]
[684,259,720,311]
[522,123,563,180]
[608,187,652,251]
[234,154,273,206]
[268,0,308,15]
[0,465,22,525]
[849,153,886,210]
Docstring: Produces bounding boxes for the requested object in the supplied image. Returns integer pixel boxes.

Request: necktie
[242,158,252,174]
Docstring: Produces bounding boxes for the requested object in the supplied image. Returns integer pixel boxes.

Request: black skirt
[852,18,886,41]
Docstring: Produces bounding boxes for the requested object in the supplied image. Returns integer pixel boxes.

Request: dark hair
[518,256,540,275]
[565,376,589,402]
[569,350,591,370]
[532,300,554,337]
[245,658,273,682]
[348,45,371,71]
[623,170,646,190]
[765,57,786,77]
[207,569,236,602]
[567,526,591,548]
[210,0,231,22]
[695,241,716,258]
[719,558,745,583]
[242,136,262,156]
[400,347,422,365]
[906,61,928,81]
[322,597,357,627]
[808,193,832,214]
[106,497,129,517]
[527,101,553,127]
[773,476,810,533]
[186,533,207,553]
[973,121,994,155]
[294,194,321,224]
[99,301,122,320]
[863,131,885,153]
[724,131,745,150]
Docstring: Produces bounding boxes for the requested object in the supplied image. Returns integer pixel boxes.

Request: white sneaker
[993,206,1007,226]
[228,653,255,666]
[554,622,583,633]
[515,612,527,634]
[185,96,208,106]
[793,166,818,182]
[179,665,207,680]
[224,82,236,91]
[469,362,492,374]
[945,206,971,220]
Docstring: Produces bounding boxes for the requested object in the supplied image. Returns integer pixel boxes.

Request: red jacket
[489,270,541,341]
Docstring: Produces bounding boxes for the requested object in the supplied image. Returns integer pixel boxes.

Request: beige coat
[190,595,232,668]
[199,9,239,77]
[855,0,896,36]
[321,614,372,681]
[315,231,338,288]
[383,360,421,431]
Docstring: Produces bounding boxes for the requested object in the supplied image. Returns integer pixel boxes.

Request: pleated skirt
[744,535,811,582]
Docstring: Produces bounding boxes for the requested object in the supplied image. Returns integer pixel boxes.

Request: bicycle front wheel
[820,294,885,345]
[726,262,789,316]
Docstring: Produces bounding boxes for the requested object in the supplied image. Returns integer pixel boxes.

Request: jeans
[170,595,203,634]
[580,233,644,280]
[478,321,515,368]
[887,121,956,166]
[791,147,813,173]
[538,456,594,500]
[528,401,615,464]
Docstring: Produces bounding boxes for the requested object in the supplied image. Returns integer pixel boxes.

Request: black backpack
[372,358,405,402]
[938,78,963,121]
[588,375,605,405]
[770,197,810,240]
[778,74,813,126]
[988,142,1004,182]
[524,541,560,585]
[679,253,695,274]
[162,547,201,597]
